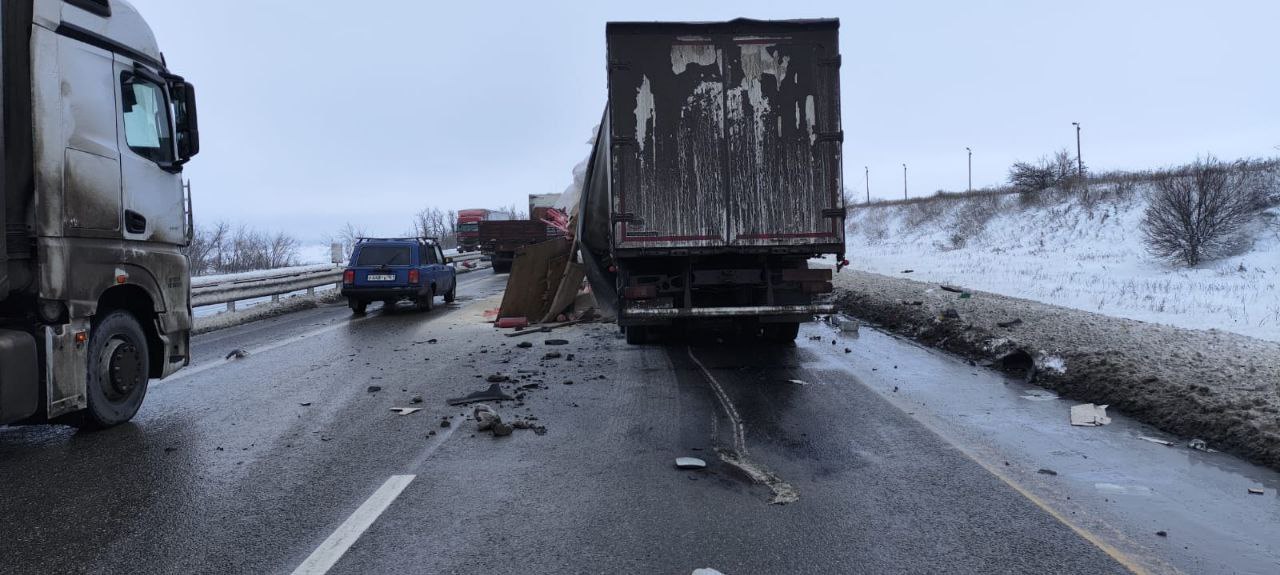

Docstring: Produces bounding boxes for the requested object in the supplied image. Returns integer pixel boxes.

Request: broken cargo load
[578,19,846,343]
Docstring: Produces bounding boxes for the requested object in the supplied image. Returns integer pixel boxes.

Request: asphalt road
[1,270,1273,574]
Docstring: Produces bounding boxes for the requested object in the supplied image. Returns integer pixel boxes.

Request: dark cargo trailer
[579,19,846,343]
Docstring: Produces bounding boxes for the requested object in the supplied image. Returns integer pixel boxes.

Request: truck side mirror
[170,80,200,162]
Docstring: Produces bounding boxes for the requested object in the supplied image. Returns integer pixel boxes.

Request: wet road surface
[1,270,1276,574]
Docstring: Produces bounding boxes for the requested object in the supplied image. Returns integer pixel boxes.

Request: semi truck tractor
[0,0,200,427]
[456,208,514,252]
[579,19,846,344]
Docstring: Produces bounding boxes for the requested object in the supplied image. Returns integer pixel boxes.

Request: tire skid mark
[686,346,799,505]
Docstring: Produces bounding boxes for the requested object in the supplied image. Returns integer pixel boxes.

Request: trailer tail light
[408,269,420,284]
[623,285,658,300]
[343,270,354,284]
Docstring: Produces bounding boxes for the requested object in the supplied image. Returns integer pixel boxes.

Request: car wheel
[79,311,150,428]
[421,288,434,312]
[349,298,367,315]
[444,281,456,303]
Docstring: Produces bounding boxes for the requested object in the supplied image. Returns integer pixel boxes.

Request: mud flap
[46,319,89,419]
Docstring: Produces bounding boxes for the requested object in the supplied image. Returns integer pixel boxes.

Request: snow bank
[845,185,1280,341]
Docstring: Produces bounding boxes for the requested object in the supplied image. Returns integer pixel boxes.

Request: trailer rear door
[606,20,843,251]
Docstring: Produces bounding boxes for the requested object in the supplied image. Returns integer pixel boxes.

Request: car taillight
[343,270,354,284]
[408,269,420,284]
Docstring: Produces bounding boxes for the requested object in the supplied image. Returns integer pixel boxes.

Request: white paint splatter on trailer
[805,94,817,145]
[634,75,655,153]
[670,43,720,75]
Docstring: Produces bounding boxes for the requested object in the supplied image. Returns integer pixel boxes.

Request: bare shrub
[1141,158,1263,266]
[183,221,299,275]
[1009,149,1084,205]
[950,195,1000,240]
[904,199,945,228]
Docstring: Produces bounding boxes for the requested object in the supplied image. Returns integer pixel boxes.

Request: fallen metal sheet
[1069,403,1112,427]
[446,383,514,406]
[1138,436,1174,446]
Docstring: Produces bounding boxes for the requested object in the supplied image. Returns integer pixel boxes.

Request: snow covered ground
[844,185,1280,342]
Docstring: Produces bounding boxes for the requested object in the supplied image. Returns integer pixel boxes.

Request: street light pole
[902,163,908,200]
[1072,122,1083,177]
[865,166,870,204]
[966,147,972,192]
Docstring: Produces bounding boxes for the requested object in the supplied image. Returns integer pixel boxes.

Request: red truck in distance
[455,209,513,252]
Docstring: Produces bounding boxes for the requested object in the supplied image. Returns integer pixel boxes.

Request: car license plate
[367,274,396,281]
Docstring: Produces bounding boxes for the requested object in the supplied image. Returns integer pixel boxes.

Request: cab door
[113,55,185,245]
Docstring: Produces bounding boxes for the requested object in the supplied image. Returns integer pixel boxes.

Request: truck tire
[349,298,367,315]
[764,322,800,342]
[81,311,150,428]
[624,325,647,345]
[444,281,456,303]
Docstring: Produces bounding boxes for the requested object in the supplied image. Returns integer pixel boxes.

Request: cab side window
[121,74,174,165]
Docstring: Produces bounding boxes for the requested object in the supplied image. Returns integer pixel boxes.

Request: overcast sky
[131,0,1279,242]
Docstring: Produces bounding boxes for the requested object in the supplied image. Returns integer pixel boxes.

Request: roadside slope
[832,269,1280,471]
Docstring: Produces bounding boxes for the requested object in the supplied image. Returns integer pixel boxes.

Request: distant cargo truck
[455,208,513,252]
[579,19,846,343]
[478,220,548,274]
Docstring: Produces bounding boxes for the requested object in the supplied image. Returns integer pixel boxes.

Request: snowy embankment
[844,185,1280,342]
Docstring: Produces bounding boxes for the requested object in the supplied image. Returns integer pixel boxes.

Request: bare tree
[1141,158,1262,266]
[268,232,299,268]
[325,222,367,260]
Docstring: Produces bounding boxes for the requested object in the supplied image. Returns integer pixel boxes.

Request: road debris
[940,285,963,293]
[426,338,438,344]
[447,383,514,406]
[545,339,569,346]
[225,348,250,360]
[389,407,422,416]
[1070,403,1112,426]
[997,318,1023,328]
[473,404,501,431]
[1248,488,1265,495]
[901,300,924,306]
[367,385,382,393]
[1037,468,1058,476]
[511,420,548,435]
[675,457,707,470]
[1156,530,1168,537]
[517,341,533,348]
[299,402,312,407]
[410,395,423,404]
[505,319,582,337]
[486,373,510,383]
[1187,438,1217,453]
[828,314,860,333]
[1138,436,1174,446]
[495,317,529,329]
[542,352,562,360]
[440,418,451,428]
[492,422,513,437]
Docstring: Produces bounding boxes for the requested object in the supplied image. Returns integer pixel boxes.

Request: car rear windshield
[355,245,411,266]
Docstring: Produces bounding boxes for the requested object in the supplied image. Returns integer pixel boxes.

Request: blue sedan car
[341,238,457,314]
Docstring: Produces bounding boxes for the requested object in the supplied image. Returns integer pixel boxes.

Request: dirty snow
[844,185,1280,342]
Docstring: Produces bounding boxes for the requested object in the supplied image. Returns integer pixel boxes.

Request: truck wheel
[624,325,647,345]
[444,282,456,303]
[764,322,800,342]
[81,311,150,428]
[349,298,367,315]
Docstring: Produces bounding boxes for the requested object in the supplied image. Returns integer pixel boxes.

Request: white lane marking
[686,347,799,505]
[291,475,416,575]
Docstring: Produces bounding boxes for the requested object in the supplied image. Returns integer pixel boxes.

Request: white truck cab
[0,0,199,427]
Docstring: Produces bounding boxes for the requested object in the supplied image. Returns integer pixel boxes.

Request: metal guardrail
[191,253,486,312]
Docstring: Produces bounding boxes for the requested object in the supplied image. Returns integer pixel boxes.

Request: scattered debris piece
[1070,403,1112,427]
[1020,390,1059,402]
[1156,530,1167,537]
[427,339,438,344]
[675,457,707,470]
[997,318,1023,328]
[299,402,312,407]
[410,396,424,404]
[495,317,529,329]
[692,569,726,575]
[786,379,809,386]
[1187,438,1216,452]
[225,348,249,360]
[545,339,569,346]
[440,419,451,428]
[390,407,422,416]
[473,404,500,431]
[367,385,382,393]
[1138,436,1174,446]
[901,269,914,274]
[808,335,823,341]
[829,314,860,333]
[517,341,533,348]
[901,300,924,306]
[505,319,582,337]
[1248,488,1265,495]
[447,383,514,406]
[486,373,510,383]
[940,285,963,293]
[1037,468,1058,476]
[566,353,576,361]
[492,422,513,437]
[939,308,961,320]
[542,352,562,360]
[844,348,852,354]
[562,380,574,385]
